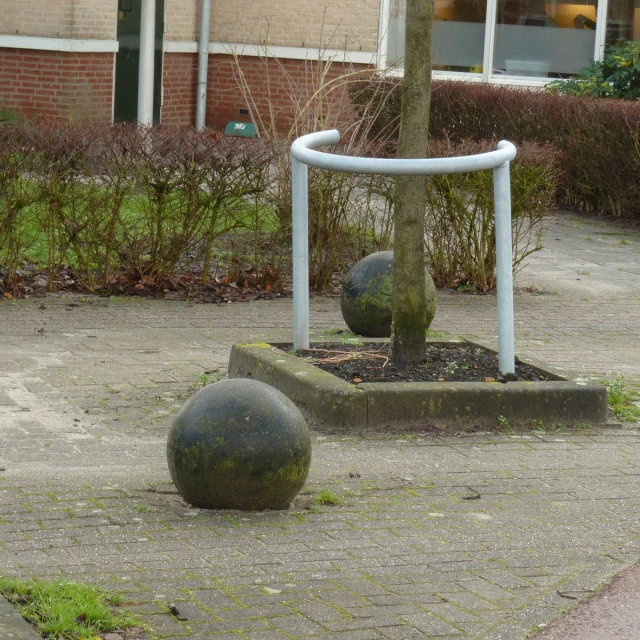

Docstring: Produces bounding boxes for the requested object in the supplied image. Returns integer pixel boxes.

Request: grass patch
[0,577,146,639]
[315,489,343,506]
[192,369,227,392]
[603,377,640,422]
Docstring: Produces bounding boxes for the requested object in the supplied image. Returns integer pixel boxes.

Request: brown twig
[303,347,390,367]
[462,486,481,500]
[557,590,594,600]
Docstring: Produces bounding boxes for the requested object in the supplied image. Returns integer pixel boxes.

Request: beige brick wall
[163,0,380,51]
[209,0,380,51]
[0,0,115,39]
[0,0,73,38]
[72,1,117,40]
[1,0,380,52]
[165,0,199,41]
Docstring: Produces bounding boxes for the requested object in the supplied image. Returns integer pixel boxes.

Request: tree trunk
[390,0,434,365]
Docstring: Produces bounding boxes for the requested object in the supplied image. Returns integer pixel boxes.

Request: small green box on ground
[224,121,258,138]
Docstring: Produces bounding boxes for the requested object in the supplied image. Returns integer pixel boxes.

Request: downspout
[138,0,156,125]
[195,0,212,130]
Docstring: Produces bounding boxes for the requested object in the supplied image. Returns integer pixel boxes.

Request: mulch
[293,342,550,384]
[0,265,290,304]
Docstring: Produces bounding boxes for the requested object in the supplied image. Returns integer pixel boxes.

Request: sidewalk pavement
[1,212,639,640]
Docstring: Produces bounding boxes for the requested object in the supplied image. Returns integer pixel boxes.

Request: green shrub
[116,126,272,285]
[546,40,640,99]
[603,376,640,421]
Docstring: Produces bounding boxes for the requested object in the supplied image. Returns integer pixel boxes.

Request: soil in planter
[294,343,550,384]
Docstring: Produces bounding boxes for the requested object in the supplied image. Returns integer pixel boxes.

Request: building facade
[0,0,638,128]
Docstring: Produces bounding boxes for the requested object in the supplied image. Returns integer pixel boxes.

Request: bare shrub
[0,125,41,286]
[367,138,559,290]
[423,139,560,290]
[115,127,272,285]
[225,41,395,289]
[93,124,144,286]
[22,122,106,290]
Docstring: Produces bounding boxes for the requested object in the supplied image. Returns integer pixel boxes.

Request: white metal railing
[291,129,518,375]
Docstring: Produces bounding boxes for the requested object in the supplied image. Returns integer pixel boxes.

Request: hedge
[351,78,640,219]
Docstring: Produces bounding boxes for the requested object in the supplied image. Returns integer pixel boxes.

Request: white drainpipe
[195,0,212,130]
[138,0,156,126]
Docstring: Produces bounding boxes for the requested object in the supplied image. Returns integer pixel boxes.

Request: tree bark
[390,0,434,365]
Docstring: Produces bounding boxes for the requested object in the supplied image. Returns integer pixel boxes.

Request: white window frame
[378,0,610,84]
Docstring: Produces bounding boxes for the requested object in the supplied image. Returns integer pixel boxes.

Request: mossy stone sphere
[167,378,311,510]
[340,251,437,337]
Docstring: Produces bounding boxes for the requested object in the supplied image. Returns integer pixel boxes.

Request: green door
[114,0,164,123]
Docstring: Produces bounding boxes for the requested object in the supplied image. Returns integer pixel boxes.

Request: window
[382,0,640,82]
[493,0,596,77]
[388,0,487,74]
[607,0,640,43]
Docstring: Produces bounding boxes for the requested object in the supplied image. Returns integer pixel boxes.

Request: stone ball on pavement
[167,378,311,510]
[340,250,437,337]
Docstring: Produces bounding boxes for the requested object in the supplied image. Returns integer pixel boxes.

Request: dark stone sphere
[167,378,311,510]
[340,251,437,337]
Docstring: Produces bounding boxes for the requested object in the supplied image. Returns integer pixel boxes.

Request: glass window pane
[493,0,597,78]
[387,0,487,73]
[606,0,639,43]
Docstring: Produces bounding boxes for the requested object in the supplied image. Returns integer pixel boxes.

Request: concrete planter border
[228,339,609,432]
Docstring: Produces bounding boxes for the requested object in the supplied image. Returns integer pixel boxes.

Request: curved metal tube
[291,129,516,175]
[291,129,517,376]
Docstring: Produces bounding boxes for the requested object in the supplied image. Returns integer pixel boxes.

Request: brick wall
[2,0,380,50]
[160,52,375,130]
[163,0,380,49]
[209,0,380,51]
[206,54,373,134]
[0,48,363,127]
[0,0,73,38]
[164,0,199,41]
[0,0,115,39]
[0,49,114,121]
[0,47,372,127]
[162,52,198,126]
[72,1,117,40]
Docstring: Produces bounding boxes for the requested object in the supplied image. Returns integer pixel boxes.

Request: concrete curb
[228,340,609,431]
[0,596,39,640]
[228,342,367,429]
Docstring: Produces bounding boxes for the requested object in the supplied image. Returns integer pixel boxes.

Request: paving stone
[400,612,463,636]
[0,595,40,639]
[323,616,401,633]
[2,213,640,638]
[270,614,329,636]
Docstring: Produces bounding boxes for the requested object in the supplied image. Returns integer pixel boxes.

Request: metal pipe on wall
[138,0,156,125]
[195,0,212,130]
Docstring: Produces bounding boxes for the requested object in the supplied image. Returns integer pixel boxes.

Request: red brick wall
[207,54,373,134]
[66,53,114,121]
[161,52,198,126]
[0,49,114,122]
[0,47,373,130]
